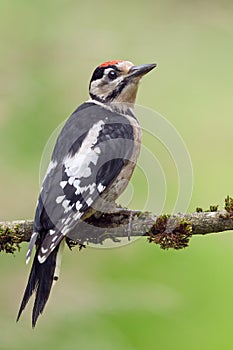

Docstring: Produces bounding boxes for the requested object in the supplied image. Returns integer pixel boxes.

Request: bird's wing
[27,103,137,263]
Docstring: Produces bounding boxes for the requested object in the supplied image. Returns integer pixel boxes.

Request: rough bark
[1,197,233,254]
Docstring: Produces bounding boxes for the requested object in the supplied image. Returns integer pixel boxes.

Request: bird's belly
[99,118,141,209]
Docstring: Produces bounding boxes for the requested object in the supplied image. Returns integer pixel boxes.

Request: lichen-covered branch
[1,196,233,254]
[0,220,33,254]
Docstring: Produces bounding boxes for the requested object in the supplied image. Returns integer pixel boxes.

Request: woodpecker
[17,60,156,327]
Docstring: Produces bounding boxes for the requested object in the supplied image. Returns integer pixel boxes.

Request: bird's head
[89,60,156,105]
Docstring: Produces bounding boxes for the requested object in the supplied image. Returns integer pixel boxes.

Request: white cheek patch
[90,74,124,100]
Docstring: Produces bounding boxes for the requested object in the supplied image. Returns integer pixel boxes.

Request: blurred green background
[1,0,233,349]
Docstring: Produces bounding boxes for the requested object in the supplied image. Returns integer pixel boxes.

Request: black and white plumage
[17,60,156,327]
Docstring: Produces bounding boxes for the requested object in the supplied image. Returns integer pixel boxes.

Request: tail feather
[17,244,59,327]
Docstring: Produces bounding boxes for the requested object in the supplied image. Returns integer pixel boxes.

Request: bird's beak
[128,63,157,79]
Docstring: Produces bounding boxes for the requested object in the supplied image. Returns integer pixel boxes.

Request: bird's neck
[86,98,136,119]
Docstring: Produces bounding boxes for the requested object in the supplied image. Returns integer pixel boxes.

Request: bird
[17,60,156,327]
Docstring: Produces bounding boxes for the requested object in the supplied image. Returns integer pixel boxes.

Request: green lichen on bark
[148,215,192,250]
[0,224,23,254]
[225,196,233,217]
[209,205,219,212]
[196,205,219,213]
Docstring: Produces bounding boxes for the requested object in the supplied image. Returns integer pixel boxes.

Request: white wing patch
[63,120,104,179]
[41,247,48,254]
[49,229,56,235]
[97,183,106,193]
[38,254,46,264]
[62,199,70,210]
[68,176,75,185]
[56,195,65,204]
[74,182,96,195]
[73,211,82,220]
[86,197,93,206]
[60,181,67,189]
[43,160,57,181]
[75,201,83,211]
[37,120,107,264]
[55,196,75,213]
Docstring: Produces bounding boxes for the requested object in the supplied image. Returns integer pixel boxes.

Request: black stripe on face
[89,64,130,103]
[89,78,129,103]
[104,79,128,102]
[89,92,105,103]
[90,67,105,83]
[90,65,119,84]
[89,66,116,98]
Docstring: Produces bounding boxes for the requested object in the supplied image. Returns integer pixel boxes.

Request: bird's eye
[108,70,117,80]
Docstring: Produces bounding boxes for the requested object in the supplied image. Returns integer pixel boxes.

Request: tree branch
[1,196,233,254]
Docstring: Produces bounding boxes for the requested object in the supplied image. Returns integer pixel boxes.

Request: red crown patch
[99,60,124,67]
